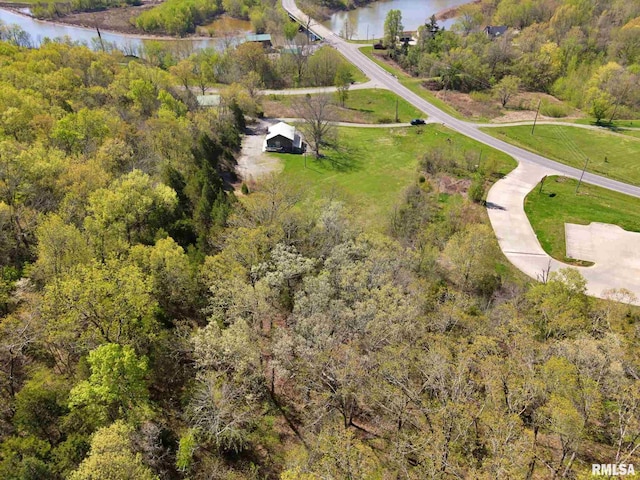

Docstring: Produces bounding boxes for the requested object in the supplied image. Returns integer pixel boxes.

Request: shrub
[468,176,485,204]
[540,101,569,118]
[469,91,492,103]
[241,183,249,195]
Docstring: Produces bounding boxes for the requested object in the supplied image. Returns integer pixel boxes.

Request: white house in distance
[263,122,305,154]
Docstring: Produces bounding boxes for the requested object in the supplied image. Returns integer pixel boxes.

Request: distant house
[484,25,508,38]
[398,32,413,43]
[245,33,272,48]
[263,122,305,154]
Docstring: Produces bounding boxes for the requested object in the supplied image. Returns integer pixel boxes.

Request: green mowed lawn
[621,129,640,139]
[524,176,640,263]
[484,125,640,186]
[264,89,424,124]
[273,125,516,229]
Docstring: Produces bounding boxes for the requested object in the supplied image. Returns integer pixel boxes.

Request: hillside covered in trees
[383,0,640,121]
[0,14,639,480]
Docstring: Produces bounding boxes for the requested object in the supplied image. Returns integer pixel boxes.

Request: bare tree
[341,19,355,41]
[294,94,336,158]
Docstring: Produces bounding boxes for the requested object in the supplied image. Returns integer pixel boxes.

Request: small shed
[245,33,272,47]
[263,122,305,154]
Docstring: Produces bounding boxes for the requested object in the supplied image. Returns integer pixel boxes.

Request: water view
[322,0,470,40]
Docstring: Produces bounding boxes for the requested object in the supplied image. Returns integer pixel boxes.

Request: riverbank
[0,3,250,39]
[434,0,479,22]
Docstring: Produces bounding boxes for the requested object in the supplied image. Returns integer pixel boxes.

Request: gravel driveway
[236,120,283,183]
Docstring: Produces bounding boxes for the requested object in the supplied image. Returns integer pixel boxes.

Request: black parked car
[410,118,426,126]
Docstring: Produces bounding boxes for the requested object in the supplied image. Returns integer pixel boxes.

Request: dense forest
[383,0,640,121]
[0,1,639,478]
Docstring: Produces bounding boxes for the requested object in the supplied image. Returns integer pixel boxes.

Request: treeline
[298,0,373,20]
[385,0,640,120]
[160,43,359,93]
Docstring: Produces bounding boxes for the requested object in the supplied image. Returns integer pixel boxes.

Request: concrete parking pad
[565,223,640,270]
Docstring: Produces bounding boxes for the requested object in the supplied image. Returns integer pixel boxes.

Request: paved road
[196,80,389,97]
[281,0,640,198]
[271,117,414,128]
[261,80,387,95]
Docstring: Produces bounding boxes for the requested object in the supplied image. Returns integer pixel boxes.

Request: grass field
[273,125,516,229]
[263,89,424,124]
[524,176,640,263]
[483,125,640,186]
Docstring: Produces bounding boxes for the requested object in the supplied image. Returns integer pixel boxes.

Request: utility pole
[531,99,541,135]
[575,157,589,193]
[366,24,369,43]
[395,97,399,122]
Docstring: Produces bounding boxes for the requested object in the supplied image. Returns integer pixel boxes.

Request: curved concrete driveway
[486,163,640,304]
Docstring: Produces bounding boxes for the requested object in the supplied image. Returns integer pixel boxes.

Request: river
[321,0,470,40]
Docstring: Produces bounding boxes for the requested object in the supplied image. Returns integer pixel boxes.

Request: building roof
[266,122,303,149]
[484,25,508,37]
[267,122,296,141]
[245,33,272,43]
[196,94,221,107]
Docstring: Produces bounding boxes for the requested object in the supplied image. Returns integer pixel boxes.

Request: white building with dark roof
[263,122,305,154]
